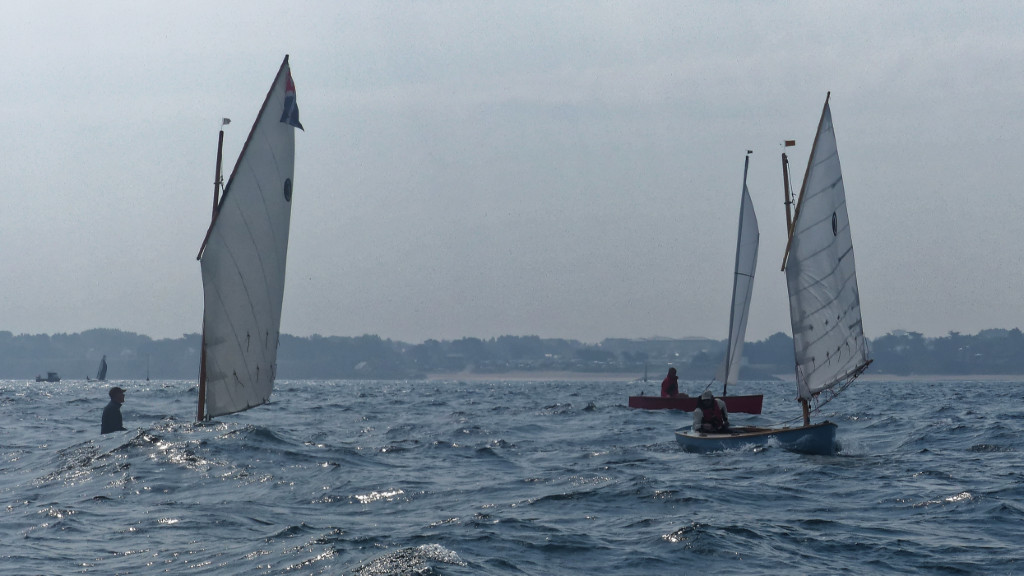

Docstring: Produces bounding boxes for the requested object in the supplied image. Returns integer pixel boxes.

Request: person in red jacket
[661,367,683,398]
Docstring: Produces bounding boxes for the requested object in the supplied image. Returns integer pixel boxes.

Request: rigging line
[801,359,873,413]
[768,412,808,427]
[767,387,849,428]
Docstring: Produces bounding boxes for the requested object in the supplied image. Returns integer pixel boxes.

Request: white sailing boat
[677,94,871,454]
[629,155,764,414]
[195,55,303,420]
[713,151,759,398]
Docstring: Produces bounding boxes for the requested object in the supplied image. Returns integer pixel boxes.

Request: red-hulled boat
[628,394,763,414]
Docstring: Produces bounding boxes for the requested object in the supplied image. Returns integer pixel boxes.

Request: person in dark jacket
[101,386,127,434]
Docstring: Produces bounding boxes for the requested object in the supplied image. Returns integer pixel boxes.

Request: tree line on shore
[1,327,1022,381]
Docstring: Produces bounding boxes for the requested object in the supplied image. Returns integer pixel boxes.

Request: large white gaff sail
[783,95,870,402]
[197,56,303,419]
[716,154,759,395]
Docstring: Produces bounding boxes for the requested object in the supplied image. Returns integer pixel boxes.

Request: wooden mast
[782,92,830,272]
[197,123,227,422]
[212,127,225,218]
[197,331,207,421]
[782,144,794,235]
[783,140,805,424]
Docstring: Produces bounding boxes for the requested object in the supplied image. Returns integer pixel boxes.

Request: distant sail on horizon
[196,56,301,420]
[96,355,107,382]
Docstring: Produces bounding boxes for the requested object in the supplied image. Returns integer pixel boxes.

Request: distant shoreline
[424,371,1024,383]
[857,373,1024,383]
[425,371,643,382]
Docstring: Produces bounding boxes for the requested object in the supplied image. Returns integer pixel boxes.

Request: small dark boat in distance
[36,371,60,383]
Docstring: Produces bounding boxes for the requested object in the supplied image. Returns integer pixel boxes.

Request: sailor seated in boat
[693,390,729,434]
[660,367,688,398]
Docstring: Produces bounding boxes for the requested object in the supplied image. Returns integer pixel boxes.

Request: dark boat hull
[675,422,838,455]
[628,394,763,414]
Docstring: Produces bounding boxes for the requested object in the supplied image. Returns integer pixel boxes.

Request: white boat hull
[675,422,838,455]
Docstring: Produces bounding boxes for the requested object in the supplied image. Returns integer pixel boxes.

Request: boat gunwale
[675,420,836,441]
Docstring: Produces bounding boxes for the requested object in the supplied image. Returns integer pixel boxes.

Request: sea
[1,377,1021,575]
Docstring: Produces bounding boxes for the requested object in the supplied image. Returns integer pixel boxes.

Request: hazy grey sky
[3,1,1022,344]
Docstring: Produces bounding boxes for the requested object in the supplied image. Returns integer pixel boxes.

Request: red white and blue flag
[280,71,304,130]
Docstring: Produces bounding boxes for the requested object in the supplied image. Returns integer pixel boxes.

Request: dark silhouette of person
[101,386,127,434]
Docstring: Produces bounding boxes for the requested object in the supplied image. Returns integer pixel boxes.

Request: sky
[2,1,1023,345]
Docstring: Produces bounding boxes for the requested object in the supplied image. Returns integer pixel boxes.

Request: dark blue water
[2,377,1022,574]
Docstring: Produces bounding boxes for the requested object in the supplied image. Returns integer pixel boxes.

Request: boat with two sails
[629,152,764,415]
[676,94,872,455]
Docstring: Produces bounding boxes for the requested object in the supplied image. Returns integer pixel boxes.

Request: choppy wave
[2,378,1023,574]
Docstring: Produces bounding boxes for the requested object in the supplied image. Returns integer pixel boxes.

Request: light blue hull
[675,422,838,455]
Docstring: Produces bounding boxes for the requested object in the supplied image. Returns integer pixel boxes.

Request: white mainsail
[716,154,759,394]
[783,95,870,402]
[197,56,302,419]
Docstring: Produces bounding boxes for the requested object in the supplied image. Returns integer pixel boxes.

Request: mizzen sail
[197,56,301,419]
[783,96,870,401]
[716,154,759,394]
